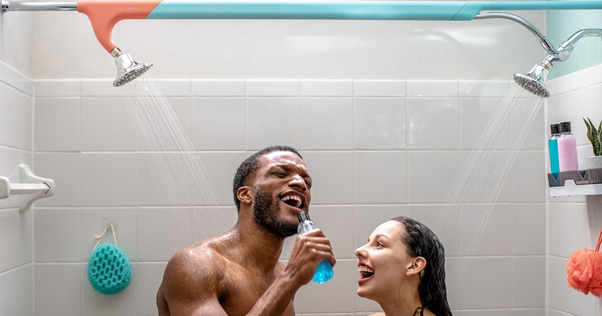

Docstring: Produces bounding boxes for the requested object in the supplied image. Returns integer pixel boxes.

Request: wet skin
[157,151,336,316]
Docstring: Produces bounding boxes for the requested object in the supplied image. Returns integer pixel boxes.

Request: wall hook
[0,164,55,212]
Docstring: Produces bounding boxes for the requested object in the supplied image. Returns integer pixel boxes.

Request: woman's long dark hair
[392,216,453,316]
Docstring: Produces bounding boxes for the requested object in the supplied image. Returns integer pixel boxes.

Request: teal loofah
[88,243,132,295]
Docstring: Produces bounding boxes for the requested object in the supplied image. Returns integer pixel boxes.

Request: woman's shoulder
[368,313,386,316]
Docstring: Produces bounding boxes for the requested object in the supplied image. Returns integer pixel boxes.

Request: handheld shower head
[111,48,153,87]
[513,63,550,98]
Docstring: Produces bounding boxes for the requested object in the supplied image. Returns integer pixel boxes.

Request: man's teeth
[281,195,302,208]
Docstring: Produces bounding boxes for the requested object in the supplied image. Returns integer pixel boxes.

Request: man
[157,145,336,316]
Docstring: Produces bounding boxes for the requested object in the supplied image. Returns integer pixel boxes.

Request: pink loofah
[567,230,602,297]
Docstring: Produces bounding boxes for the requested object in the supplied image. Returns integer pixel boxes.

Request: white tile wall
[546,63,602,315]
[30,78,551,315]
[0,56,33,316]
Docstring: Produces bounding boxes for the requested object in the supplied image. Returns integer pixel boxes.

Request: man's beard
[253,186,298,239]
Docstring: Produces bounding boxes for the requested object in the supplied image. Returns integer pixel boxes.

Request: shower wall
[32,78,547,316]
[0,10,34,316]
[24,5,554,316]
[546,64,602,316]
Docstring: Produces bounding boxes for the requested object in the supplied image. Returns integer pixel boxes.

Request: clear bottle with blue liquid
[549,123,560,176]
[297,211,333,284]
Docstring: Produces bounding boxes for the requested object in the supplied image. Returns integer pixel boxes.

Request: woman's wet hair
[392,216,453,316]
[232,145,302,211]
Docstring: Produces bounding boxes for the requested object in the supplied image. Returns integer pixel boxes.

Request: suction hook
[101,217,118,232]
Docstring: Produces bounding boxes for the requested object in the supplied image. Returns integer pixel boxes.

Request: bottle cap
[298,211,311,222]
[550,124,560,135]
[560,121,572,133]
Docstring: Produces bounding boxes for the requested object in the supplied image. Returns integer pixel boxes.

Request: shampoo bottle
[549,123,560,176]
[558,121,579,172]
[297,211,333,284]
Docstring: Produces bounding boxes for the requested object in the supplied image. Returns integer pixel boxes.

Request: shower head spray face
[112,49,153,87]
[513,64,550,98]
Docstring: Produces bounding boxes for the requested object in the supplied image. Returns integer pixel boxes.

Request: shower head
[513,63,550,98]
[111,48,153,87]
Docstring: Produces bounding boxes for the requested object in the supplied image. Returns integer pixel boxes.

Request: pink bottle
[557,121,579,172]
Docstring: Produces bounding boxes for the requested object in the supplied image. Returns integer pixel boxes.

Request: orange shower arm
[77,0,162,53]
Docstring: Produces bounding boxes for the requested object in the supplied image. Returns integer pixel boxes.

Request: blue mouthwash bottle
[297,211,333,284]
[549,123,560,177]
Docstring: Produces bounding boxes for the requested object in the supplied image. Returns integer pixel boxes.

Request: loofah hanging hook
[88,220,132,295]
[566,229,602,297]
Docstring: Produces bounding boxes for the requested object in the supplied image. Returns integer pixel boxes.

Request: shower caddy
[548,169,602,197]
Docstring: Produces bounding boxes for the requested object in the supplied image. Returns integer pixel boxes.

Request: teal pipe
[146,1,602,21]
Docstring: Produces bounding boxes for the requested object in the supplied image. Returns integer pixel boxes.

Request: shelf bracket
[0,164,55,212]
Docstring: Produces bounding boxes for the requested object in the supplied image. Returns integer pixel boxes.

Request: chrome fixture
[111,47,153,87]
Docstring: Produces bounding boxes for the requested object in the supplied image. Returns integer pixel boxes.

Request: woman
[355,216,452,316]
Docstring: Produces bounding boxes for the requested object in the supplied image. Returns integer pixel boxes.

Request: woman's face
[355,220,415,299]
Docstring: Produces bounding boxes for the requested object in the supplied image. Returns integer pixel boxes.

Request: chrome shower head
[513,63,550,98]
[111,48,152,87]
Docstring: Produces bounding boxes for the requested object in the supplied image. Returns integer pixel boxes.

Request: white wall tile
[299,259,356,313]
[459,150,512,203]
[511,151,546,203]
[548,203,593,257]
[4,209,32,270]
[512,256,545,308]
[34,98,81,152]
[34,80,80,97]
[308,206,355,260]
[408,204,461,257]
[34,263,81,316]
[0,83,6,148]
[0,271,6,316]
[33,153,81,207]
[355,98,406,150]
[462,311,512,316]
[301,98,354,150]
[192,79,245,97]
[302,151,354,205]
[152,79,190,97]
[81,153,137,207]
[461,204,511,256]
[82,80,129,97]
[512,203,545,255]
[6,264,33,316]
[408,98,459,150]
[138,207,193,261]
[459,81,509,97]
[192,206,238,243]
[82,98,136,151]
[547,86,598,147]
[247,80,299,97]
[137,152,192,206]
[137,262,167,316]
[34,208,81,262]
[460,98,510,150]
[192,97,246,150]
[408,80,458,97]
[354,80,406,97]
[518,101,545,150]
[408,151,460,203]
[354,205,407,251]
[192,152,248,206]
[81,207,137,263]
[300,80,353,97]
[548,256,596,315]
[355,151,407,204]
[0,62,32,96]
[461,257,511,309]
[82,262,137,316]
[247,98,300,150]
[513,309,545,316]
[445,257,462,311]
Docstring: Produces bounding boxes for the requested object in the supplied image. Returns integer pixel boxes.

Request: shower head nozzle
[111,48,152,87]
[513,63,550,98]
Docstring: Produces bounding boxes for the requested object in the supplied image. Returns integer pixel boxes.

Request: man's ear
[237,186,253,206]
[406,257,427,277]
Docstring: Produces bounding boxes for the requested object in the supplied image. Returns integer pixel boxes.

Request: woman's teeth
[359,266,374,278]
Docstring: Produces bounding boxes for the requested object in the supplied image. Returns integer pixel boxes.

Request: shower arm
[474,12,557,56]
